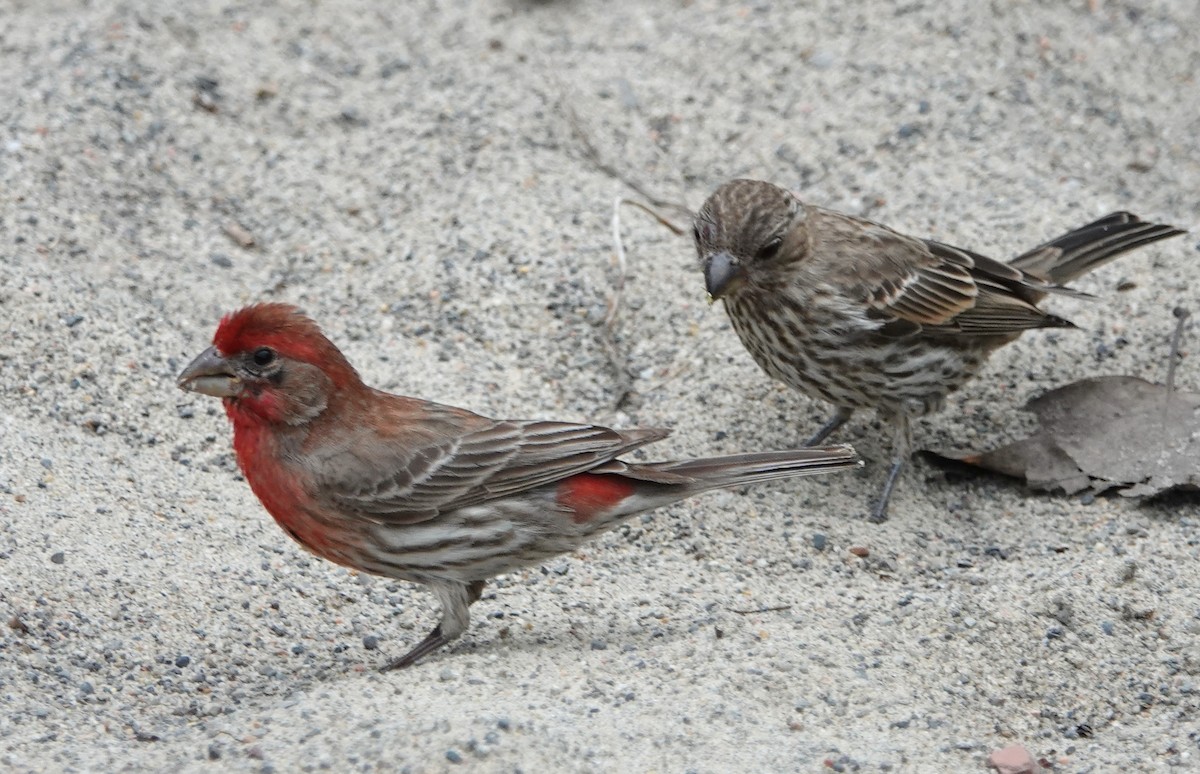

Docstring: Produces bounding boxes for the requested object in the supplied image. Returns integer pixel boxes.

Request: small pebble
[590,639,608,651]
[445,749,463,764]
[849,546,869,558]
[807,50,836,69]
[614,77,639,110]
[380,59,410,78]
[986,744,1038,774]
[50,551,65,564]
[175,655,190,668]
[812,533,827,551]
[362,635,380,651]
[338,107,367,126]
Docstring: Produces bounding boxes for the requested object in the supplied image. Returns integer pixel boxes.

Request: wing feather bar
[885,263,977,324]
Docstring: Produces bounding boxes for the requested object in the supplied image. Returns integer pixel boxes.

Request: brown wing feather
[812,210,980,327]
[814,208,1072,336]
[816,206,1176,339]
[813,210,982,327]
[311,398,668,524]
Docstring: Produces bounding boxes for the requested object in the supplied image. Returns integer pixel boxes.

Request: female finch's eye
[692,225,702,243]
[755,238,783,261]
[252,347,276,367]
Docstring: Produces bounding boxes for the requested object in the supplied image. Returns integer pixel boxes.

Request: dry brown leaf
[929,310,1197,498]
[930,376,1199,497]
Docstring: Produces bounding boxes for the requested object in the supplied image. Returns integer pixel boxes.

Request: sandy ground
[2,0,1199,771]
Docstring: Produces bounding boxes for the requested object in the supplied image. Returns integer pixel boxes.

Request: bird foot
[379,625,451,672]
[803,408,854,447]
[868,458,905,523]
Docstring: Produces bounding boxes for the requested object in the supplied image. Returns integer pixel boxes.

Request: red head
[177,303,363,425]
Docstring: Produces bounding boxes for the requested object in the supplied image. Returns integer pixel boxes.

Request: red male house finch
[177,303,860,669]
[695,179,1183,522]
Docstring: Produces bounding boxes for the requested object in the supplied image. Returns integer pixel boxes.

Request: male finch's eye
[692,225,702,243]
[252,347,276,367]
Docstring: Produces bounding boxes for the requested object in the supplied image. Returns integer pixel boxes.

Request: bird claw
[379,624,451,672]
[868,457,905,523]
[803,408,854,447]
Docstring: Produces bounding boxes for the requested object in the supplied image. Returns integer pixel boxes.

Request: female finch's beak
[704,251,745,301]
[177,345,240,398]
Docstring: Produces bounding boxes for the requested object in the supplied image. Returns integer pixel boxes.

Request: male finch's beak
[703,251,745,301]
[177,345,240,398]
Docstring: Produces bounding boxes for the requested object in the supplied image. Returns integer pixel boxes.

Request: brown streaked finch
[695,179,1184,522]
[177,303,861,669]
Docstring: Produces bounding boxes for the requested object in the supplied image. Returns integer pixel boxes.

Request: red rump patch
[557,474,635,523]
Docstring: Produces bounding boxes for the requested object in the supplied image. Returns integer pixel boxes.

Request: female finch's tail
[1009,212,1184,286]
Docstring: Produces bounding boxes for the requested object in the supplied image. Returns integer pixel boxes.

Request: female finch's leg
[380,580,486,671]
[870,415,913,523]
[870,460,905,524]
[804,407,854,447]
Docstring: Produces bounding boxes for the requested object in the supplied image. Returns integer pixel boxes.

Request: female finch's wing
[917,240,1077,334]
[310,404,667,524]
[818,209,1069,337]
[814,212,980,328]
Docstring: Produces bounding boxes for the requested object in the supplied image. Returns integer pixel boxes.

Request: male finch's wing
[307,399,666,525]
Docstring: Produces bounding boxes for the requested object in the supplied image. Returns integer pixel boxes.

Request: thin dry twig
[565,103,693,223]
[602,197,698,408]
[728,605,793,615]
[605,198,629,333]
[602,197,634,408]
[569,101,699,407]
[1166,306,1190,394]
[222,220,257,249]
[605,198,689,330]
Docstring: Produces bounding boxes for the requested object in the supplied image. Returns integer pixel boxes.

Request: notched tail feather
[622,444,862,488]
[1010,212,1185,285]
